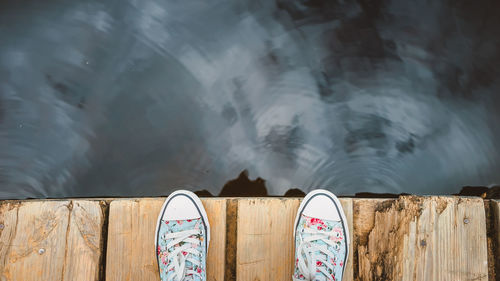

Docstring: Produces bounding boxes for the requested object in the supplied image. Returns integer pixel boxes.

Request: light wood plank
[64,200,105,281]
[0,200,104,281]
[105,198,226,281]
[491,200,500,280]
[341,199,353,281]
[355,196,489,281]
[236,198,353,281]
[204,199,227,281]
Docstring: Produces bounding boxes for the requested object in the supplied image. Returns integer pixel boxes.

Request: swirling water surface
[1,0,499,198]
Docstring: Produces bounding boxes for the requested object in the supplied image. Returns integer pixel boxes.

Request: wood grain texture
[204,198,227,281]
[341,199,354,281]
[64,200,105,281]
[105,198,226,281]
[491,200,500,280]
[0,200,104,281]
[0,197,494,281]
[355,196,489,281]
[236,198,353,281]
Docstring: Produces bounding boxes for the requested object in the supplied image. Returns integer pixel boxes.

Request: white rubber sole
[293,189,350,267]
[154,190,211,255]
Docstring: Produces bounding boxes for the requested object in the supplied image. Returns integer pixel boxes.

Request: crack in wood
[98,201,109,281]
[224,199,238,281]
[60,201,73,281]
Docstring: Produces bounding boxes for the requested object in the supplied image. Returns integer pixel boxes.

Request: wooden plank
[236,198,353,281]
[205,198,227,281]
[490,200,500,280]
[341,199,354,281]
[355,196,489,281]
[105,198,226,281]
[64,200,105,281]
[224,199,238,281]
[0,200,104,281]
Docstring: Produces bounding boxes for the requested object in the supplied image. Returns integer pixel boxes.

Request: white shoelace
[161,229,202,281]
[294,227,342,281]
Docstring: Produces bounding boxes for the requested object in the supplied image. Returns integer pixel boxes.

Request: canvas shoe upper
[293,190,350,281]
[155,190,210,281]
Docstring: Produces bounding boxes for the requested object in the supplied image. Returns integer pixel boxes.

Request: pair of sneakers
[155,190,349,281]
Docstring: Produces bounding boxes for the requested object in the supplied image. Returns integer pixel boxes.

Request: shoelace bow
[161,229,202,281]
[295,227,342,281]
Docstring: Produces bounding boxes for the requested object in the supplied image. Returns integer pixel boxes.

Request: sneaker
[292,189,350,281]
[155,190,210,281]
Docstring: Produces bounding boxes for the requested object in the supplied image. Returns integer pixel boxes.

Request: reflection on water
[1,0,499,198]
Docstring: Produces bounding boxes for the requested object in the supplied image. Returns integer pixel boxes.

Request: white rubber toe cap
[162,193,202,221]
[302,193,341,221]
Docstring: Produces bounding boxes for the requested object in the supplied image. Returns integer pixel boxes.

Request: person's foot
[293,189,350,281]
[155,190,210,281]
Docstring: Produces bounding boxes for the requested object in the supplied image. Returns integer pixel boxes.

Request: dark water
[1,0,499,199]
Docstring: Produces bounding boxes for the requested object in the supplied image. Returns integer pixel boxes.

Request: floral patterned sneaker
[155,190,210,281]
[293,189,350,281]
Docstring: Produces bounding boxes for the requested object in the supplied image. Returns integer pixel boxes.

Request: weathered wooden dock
[0,196,498,281]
